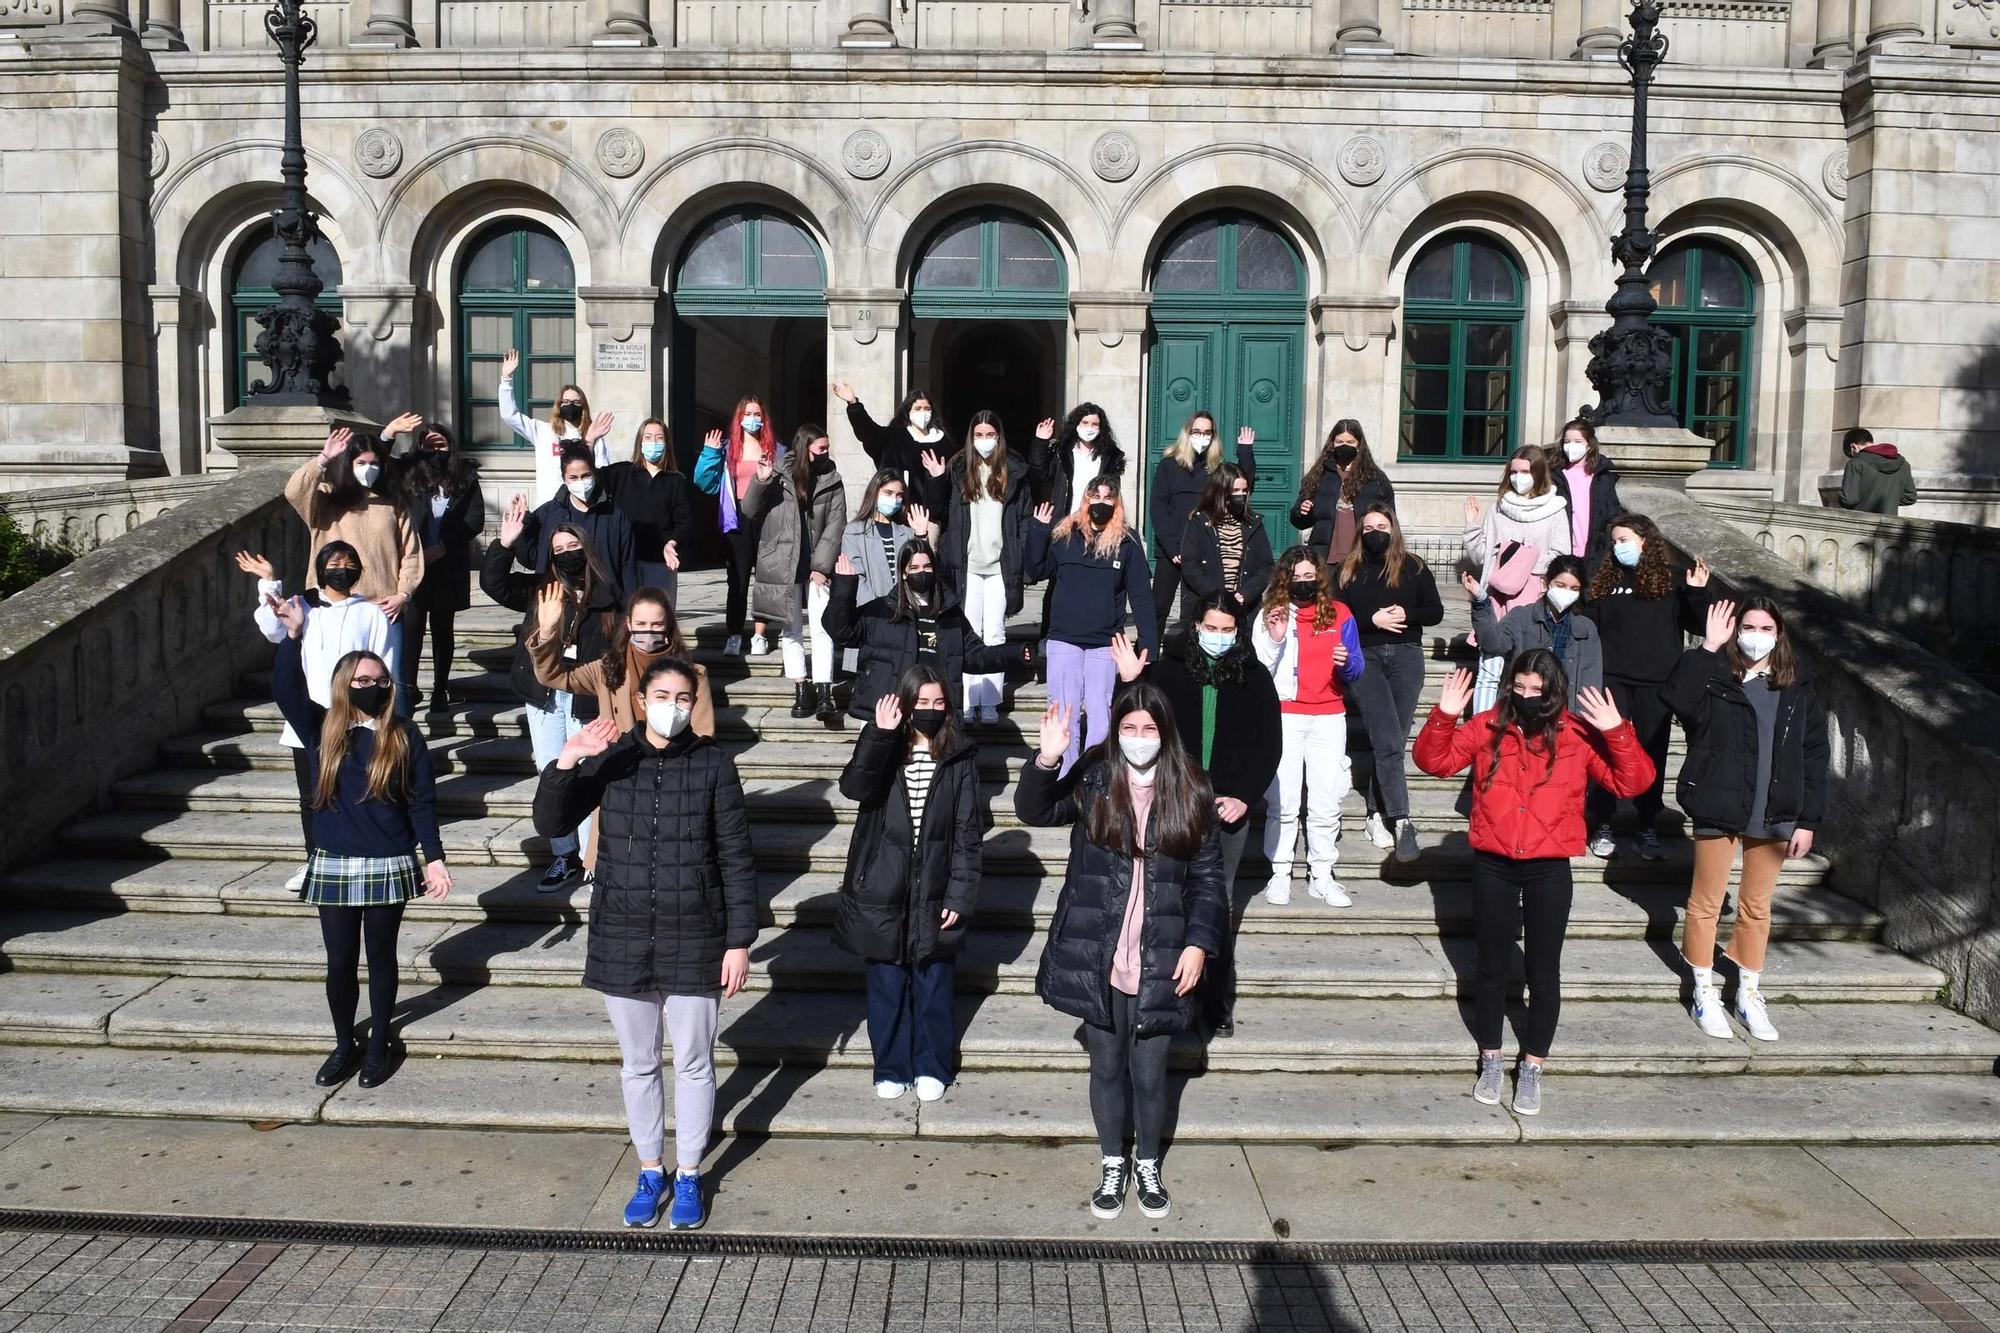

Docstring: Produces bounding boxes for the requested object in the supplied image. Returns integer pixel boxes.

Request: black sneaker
[538,856,577,892]
[314,1042,361,1087]
[1089,1157,1127,1220]
[1134,1158,1170,1218]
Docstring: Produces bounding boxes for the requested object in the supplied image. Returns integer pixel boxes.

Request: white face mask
[973,436,998,458]
[566,477,594,504]
[1119,734,1161,770]
[1076,425,1100,444]
[1508,472,1535,495]
[1737,630,1777,663]
[1546,586,1580,613]
[908,409,932,430]
[644,699,692,741]
[1563,439,1588,463]
[353,462,381,489]
[1189,432,1213,450]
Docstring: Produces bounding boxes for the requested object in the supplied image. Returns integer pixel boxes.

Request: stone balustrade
[0,475,222,556]
[0,469,301,874]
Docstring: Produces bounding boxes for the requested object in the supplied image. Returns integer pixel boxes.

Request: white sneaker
[1365,812,1394,851]
[1263,875,1292,906]
[284,864,309,892]
[1306,875,1352,908]
[1588,826,1617,859]
[1734,986,1780,1042]
[722,634,743,656]
[874,1080,909,1100]
[978,706,1001,724]
[914,1076,947,1102]
[962,710,979,725]
[748,632,769,657]
[1691,984,1735,1039]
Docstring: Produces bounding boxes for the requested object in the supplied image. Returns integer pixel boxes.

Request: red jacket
[1412,708,1656,860]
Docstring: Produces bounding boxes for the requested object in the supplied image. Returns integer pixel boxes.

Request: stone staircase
[0,570,1995,1146]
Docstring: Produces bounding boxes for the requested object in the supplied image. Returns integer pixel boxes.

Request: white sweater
[498,375,611,503]
[254,579,393,749]
[1463,489,1573,597]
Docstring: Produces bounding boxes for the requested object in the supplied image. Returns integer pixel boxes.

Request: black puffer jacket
[1661,646,1830,834]
[531,728,759,997]
[825,571,1033,721]
[1290,469,1397,550]
[478,538,615,717]
[939,452,1033,617]
[835,724,985,965]
[1179,511,1276,620]
[1016,758,1227,1036]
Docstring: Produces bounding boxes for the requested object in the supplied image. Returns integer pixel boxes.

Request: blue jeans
[864,958,957,1085]
[524,690,582,859]
[383,618,411,719]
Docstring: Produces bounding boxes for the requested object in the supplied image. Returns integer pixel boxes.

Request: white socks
[1740,967,1761,991]
[1692,965,1716,992]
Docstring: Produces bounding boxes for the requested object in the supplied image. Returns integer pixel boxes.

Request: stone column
[587,0,654,44]
[1807,0,1851,65]
[1335,0,1391,53]
[351,0,419,46]
[65,0,134,33]
[826,290,905,493]
[838,0,897,46]
[338,284,421,426]
[1308,295,1397,451]
[1571,0,1621,57]
[1552,301,1613,426]
[149,284,200,475]
[141,0,187,50]
[1072,292,1151,518]
[1090,0,1143,49]
[1785,305,1844,504]
[1863,0,1925,48]
[578,283,662,443]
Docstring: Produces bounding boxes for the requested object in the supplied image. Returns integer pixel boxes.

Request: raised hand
[907,503,932,535]
[1036,701,1073,765]
[1702,598,1738,652]
[500,348,520,378]
[1687,556,1711,588]
[1032,502,1055,526]
[557,715,619,768]
[1237,425,1254,447]
[663,540,681,571]
[703,428,724,451]
[1460,569,1482,599]
[235,550,276,582]
[319,427,353,463]
[423,860,452,899]
[1034,418,1055,441]
[534,579,567,632]
[920,449,948,478]
[586,411,615,444]
[1109,634,1148,684]
[873,693,904,732]
[1372,605,1407,632]
[1575,686,1625,733]
[1463,496,1482,525]
[383,411,424,438]
[1437,666,1475,717]
[499,493,529,548]
[831,378,856,404]
[268,593,306,639]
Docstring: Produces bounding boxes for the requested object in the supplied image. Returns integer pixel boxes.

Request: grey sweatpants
[602,991,720,1171]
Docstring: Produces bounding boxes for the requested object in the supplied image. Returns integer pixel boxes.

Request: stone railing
[0,468,300,874]
[0,475,222,555]
[1708,496,2000,678]
[1635,483,2000,1031]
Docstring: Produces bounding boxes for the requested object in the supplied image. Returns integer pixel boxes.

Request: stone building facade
[2,0,1997,530]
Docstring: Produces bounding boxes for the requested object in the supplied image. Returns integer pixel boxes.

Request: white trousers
[962,570,1008,711]
[781,580,834,684]
[602,991,720,1171]
[1262,711,1350,879]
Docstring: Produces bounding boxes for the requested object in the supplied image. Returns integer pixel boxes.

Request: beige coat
[285,458,424,602]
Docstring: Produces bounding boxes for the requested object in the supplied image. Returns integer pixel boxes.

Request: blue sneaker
[622,1169,666,1228]
[668,1170,706,1230]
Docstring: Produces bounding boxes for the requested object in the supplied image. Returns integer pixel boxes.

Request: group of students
[244,382,1830,1233]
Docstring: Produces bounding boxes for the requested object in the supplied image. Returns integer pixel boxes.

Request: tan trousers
[1682,834,1787,974]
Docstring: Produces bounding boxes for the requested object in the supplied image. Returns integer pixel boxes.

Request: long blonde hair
[547,384,591,438]
[1051,475,1131,559]
[1164,410,1222,473]
[314,651,414,810]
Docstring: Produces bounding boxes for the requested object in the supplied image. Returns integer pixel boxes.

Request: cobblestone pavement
[0,1231,1995,1332]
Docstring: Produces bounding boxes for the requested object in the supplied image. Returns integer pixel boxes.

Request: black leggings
[291,748,315,852]
[1083,989,1172,1160]
[1470,852,1574,1060]
[1586,674,1673,822]
[318,903,406,1054]
[1150,552,1185,636]
[724,526,757,636]
[400,606,457,698]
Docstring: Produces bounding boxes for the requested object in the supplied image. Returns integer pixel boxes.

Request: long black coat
[1661,646,1830,834]
[478,538,615,716]
[1178,511,1276,621]
[1148,439,1256,560]
[409,479,486,613]
[939,453,1033,617]
[532,728,759,997]
[1015,758,1226,1036]
[824,572,1032,721]
[835,724,984,965]
[1290,469,1397,550]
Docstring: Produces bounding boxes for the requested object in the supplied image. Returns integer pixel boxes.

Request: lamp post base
[1594,423,1715,488]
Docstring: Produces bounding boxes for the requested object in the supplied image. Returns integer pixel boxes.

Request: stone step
[0,908,1941,1001]
[0,1041,1988,1145]
[5,972,1985,1077]
[53,809,1821,885]
[0,858,1869,941]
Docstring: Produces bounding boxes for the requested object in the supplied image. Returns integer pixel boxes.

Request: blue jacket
[1024,520,1158,654]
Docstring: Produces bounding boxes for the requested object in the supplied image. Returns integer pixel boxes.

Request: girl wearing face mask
[1665,598,1827,1044]
[1463,554,1602,710]
[1030,404,1126,518]
[841,471,939,609]
[826,539,1034,723]
[598,419,695,600]
[836,666,984,1103]
[1462,446,1573,713]
[395,423,483,714]
[521,443,641,600]
[1253,548,1366,906]
[482,518,621,890]
[746,426,846,720]
[693,395,775,656]
[830,381,955,515]
[1178,464,1276,625]
[269,622,450,1092]
[1108,597,1281,1039]
[533,660,756,1233]
[1025,479,1159,774]
[941,411,1033,724]
[1149,412,1258,633]
[1581,514,1715,861]
[496,348,614,502]
[1019,683,1226,1221]
[1291,420,1396,562]
[1413,653,1653,1118]
[1547,419,1625,578]
[242,543,393,895]
[1335,507,1444,863]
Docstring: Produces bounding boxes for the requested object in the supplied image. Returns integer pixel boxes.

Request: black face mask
[1289,579,1319,607]
[810,452,837,475]
[910,708,946,737]
[321,565,362,593]
[1331,444,1360,467]
[1226,496,1249,520]
[1511,691,1559,724]
[1088,502,1115,527]
[347,681,391,716]
[905,570,937,598]
[558,402,584,425]
[1361,530,1393,560]
[552,550,588,581]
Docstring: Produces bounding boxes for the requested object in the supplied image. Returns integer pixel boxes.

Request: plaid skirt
[300,850,423,907]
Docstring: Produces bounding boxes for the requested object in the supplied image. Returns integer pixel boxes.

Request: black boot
[790,680,816,719]
[815,682,838,722]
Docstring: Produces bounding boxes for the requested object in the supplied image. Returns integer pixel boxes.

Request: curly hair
[1587,513,1676,601]
[1265,545,1340,633]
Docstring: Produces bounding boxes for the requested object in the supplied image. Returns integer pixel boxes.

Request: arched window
[228,229,343,406]
[1649,241,1755,468]
[910,211,1066,319]
[1397,232,1525,462]
[674,208,827,316]
[457,221,576,451]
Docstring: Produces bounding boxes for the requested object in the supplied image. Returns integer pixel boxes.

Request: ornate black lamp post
[1580,0,1676,428]
[247,0,349,408]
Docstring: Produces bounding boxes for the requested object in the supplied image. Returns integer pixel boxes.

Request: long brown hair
[852,468,907,525]
[1192,462,1250,528]
[1725,595,1799,690]
[1561,418,1602,476]
[1587,513,1676,601]
[1051,475,1130,559]
[1080,680,1214,860]
[545,524,622,656]
[895,662,963,760]
[1265,544,1340,633]
[789,423,828,501]
[1496,444,1553,500]
[605,585,688,692]
[1297,418,1381,507]
[1479,648,1570,792]
[314,651,414,809]
[961,410,1012,502]
[630,418,677,472]
[1338,503,1423,590]
[547,384,590,438]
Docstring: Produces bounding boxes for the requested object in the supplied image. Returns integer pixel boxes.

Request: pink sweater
[1565,461,1593,561]
[1109,777,1155,995]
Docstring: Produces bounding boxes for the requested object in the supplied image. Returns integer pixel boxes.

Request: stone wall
[0,467,300,873]
[0,474,219,551]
